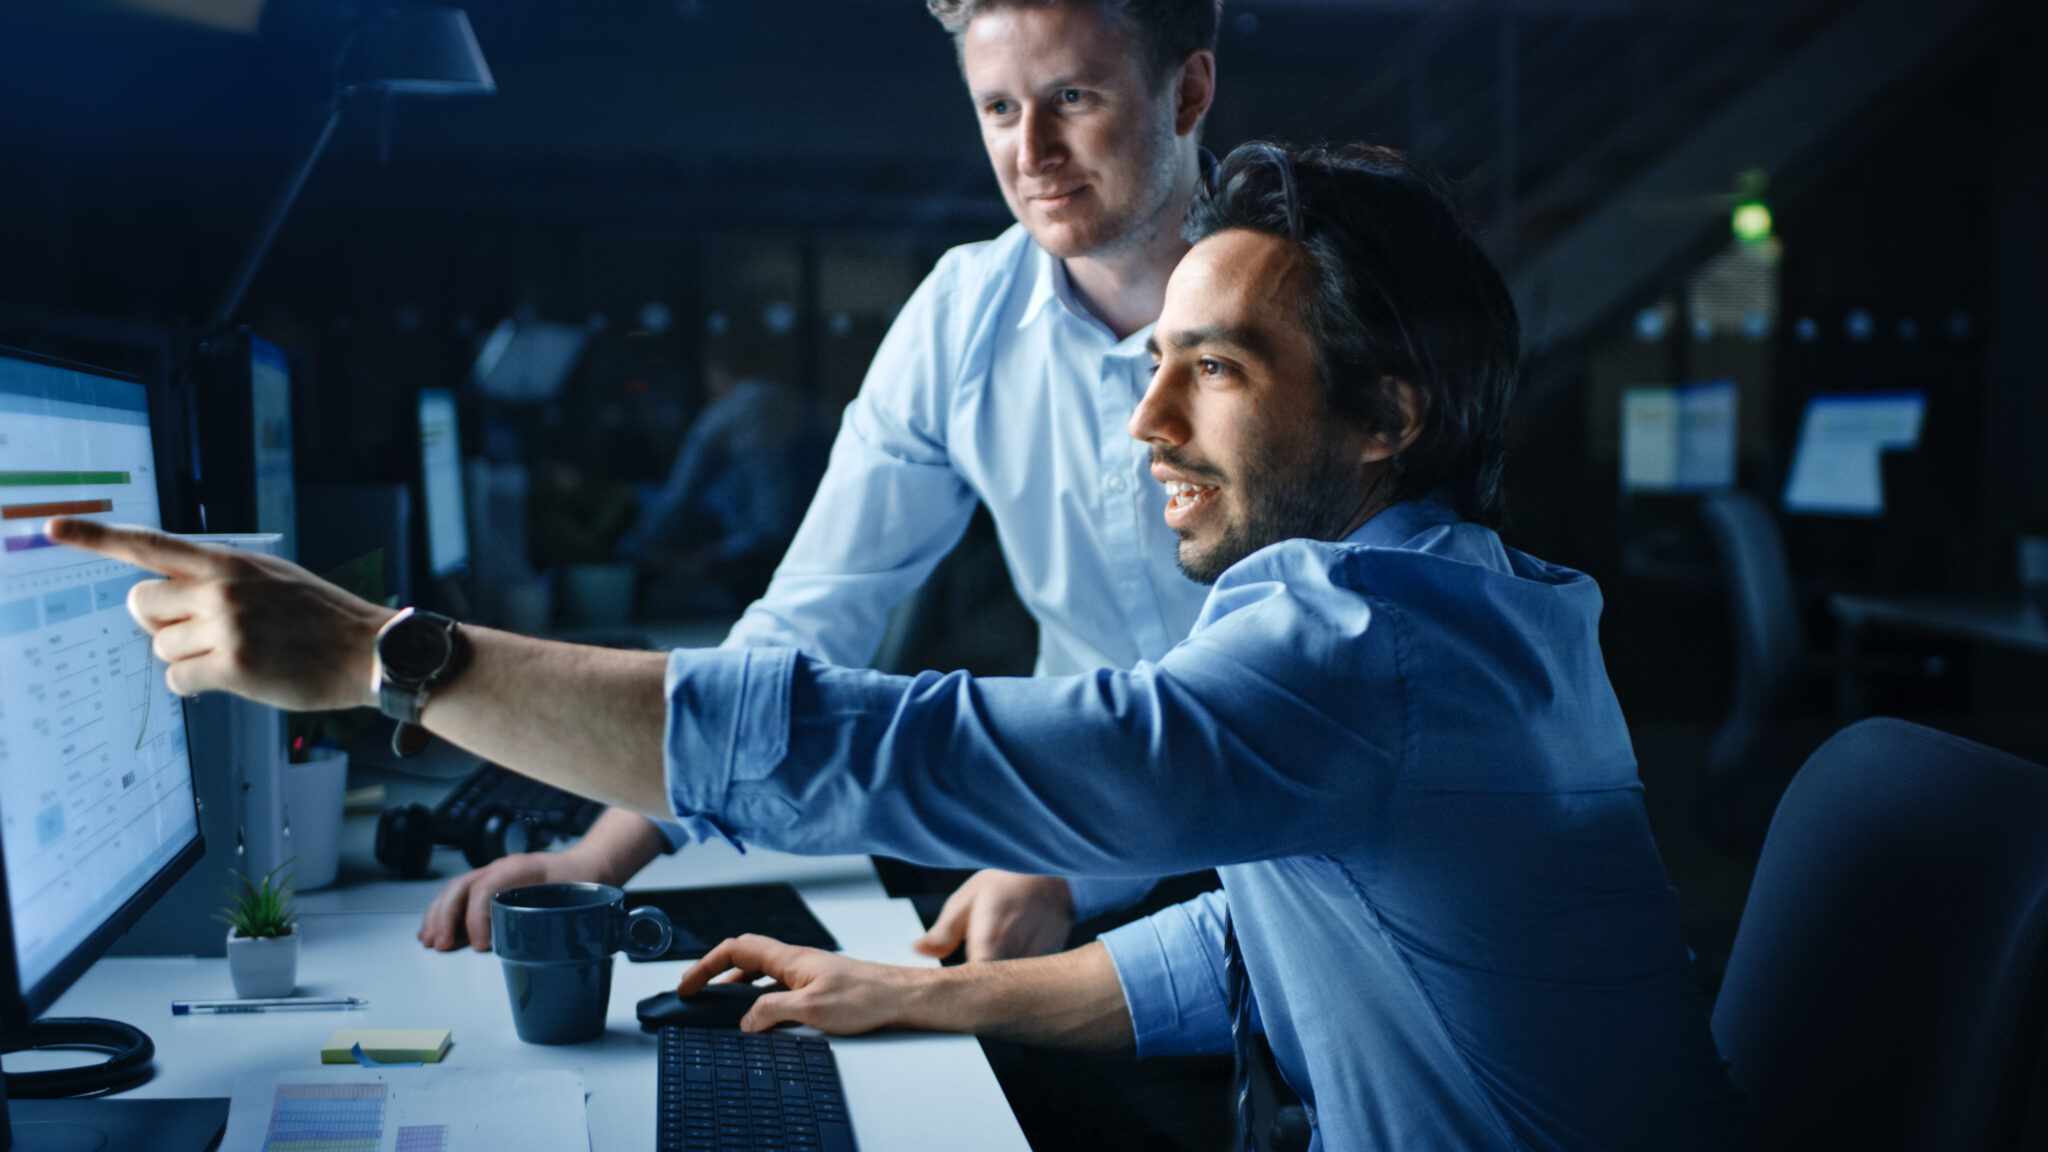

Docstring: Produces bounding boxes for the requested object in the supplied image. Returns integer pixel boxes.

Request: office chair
[1710,717,2048,1150]
[1692,488,1855,849]
[1698,489,1807,785]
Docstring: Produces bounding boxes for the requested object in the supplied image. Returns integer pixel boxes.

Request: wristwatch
[372,607,469,726]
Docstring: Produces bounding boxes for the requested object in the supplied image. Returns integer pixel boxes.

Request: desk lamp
[206,5,496,335]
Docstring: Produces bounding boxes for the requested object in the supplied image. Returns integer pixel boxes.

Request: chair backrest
[1698,489,1804,778]
[1711,718,2048,1150]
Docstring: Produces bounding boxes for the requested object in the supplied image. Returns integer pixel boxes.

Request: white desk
[1829,594,2048,720]
[50,835,1029,1150]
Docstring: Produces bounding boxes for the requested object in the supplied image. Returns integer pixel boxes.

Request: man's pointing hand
[46,516,394,713]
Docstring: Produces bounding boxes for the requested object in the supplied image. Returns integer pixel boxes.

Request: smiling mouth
[1161,479,1222,532]
[1164,480,1218,510]
[1030,185,1087,207]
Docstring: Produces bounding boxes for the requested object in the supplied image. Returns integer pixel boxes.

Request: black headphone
[2,1017,155,1098]
[375,803,551,878]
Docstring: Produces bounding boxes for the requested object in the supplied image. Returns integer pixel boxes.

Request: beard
[1162,427,1367,586]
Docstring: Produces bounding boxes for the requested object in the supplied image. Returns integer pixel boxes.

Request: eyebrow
[1151,324,1278,362]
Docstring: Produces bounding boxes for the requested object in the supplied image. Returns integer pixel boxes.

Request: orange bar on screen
[1,498,114,520]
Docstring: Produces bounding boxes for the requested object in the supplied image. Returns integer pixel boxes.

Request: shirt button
[1106,476,1127,493]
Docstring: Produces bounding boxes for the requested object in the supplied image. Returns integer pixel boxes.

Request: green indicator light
[1732,201,1773,243]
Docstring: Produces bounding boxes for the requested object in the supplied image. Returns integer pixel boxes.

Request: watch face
[381,615,453,682]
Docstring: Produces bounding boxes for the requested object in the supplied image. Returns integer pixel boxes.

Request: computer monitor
[471,319,586,403]
[1781,390,1927,518]
[195,330,298,560]
[1620,378,1738,494]
[419,388,469,581]
[0,345,223,1149]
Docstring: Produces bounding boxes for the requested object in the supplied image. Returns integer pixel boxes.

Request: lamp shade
[357,7,495,96]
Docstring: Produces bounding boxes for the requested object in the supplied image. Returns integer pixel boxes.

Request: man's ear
[1174,50,1216,137]
[1358,376,1428,465]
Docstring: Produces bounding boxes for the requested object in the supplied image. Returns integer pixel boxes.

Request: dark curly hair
[926,0,1221,85]
[1185,142,1521,528]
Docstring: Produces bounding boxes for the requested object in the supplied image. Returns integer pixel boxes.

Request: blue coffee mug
[491,882,673,1044]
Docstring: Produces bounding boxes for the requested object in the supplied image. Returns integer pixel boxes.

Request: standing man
[418,0,1225,964]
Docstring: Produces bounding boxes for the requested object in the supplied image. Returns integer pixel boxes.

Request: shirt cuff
[651,819,689,853]
[663,646,798,848]
[1098,891,1236,1058]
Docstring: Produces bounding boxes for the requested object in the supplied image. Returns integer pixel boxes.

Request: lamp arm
[206,92,344,337]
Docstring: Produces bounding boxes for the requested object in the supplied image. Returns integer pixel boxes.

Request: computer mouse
[636,984,787,1031]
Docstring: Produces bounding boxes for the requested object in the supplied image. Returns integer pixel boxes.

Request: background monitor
[194,330,297,560]
[0,345,203,1030]
[471,319,586,403]
[1781,390,1927,518]
[1621,378,1738,494]
[418,387,469,580]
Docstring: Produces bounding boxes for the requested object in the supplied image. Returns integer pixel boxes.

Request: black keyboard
[658,1025,857,1152]
[439,762,602,837]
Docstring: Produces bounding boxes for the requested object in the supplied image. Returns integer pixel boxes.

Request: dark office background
[2,0,2045,1018]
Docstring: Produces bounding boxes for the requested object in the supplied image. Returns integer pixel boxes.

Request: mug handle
[622,905,674,960]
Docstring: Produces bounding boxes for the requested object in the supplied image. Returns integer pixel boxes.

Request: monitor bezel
[0,342,207,1038]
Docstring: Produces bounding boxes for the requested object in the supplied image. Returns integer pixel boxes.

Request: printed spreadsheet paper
[219,1067,588,1152]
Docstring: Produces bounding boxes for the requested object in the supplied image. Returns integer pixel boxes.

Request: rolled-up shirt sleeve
[663,646,798,849]
[1098,889,1240,1057]
[658,557,1399,873]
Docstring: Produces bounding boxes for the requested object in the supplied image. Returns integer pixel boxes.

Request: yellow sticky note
[321,1028,452,1064]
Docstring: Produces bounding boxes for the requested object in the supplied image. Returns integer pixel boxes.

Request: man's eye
[1058,89,1083,105]
[1198,358,1226,377]
[986,99,1011,117]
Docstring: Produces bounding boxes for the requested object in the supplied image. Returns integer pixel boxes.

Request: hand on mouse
[677,935,929,1036]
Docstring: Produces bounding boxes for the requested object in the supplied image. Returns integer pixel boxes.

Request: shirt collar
[1017,241,1066,329]
[1340,494,1460,550]
[1016,236,1159,358]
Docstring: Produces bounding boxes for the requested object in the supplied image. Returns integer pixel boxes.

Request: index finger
[45,517,234,580]
[678,935,788,996]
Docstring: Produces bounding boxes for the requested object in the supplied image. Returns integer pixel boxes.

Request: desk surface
[53,832,1030,1150]
[1829,594,2048,655]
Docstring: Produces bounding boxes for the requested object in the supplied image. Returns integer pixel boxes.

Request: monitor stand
[4,1098,228,1152]
[2,1060,227,1152]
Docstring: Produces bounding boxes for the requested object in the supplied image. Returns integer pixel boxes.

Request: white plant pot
[226,928,299,998]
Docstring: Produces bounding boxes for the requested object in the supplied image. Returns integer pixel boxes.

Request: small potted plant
[218,862,299,998]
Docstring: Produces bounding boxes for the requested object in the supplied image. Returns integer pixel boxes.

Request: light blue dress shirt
[684,223,1210,915]
[660,497,1743,1151]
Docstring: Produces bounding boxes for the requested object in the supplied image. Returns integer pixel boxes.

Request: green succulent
[216,862,299,939]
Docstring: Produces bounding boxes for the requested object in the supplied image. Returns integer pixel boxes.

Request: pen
[172,996,369,1015]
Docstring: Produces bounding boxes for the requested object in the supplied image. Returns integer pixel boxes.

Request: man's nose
[1017,105,1062,175]
[1129,370,1188,448]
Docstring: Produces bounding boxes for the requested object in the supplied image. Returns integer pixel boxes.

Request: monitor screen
[1781,391,1926,517]
[419,388,469,579]
[0,347,201,1024]
[1621,378,1738,494]
[249,335,297,561]
[472,320,586,403]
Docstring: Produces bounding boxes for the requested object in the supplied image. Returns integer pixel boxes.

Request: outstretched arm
[677,934,1133,1049]
[46,517,677,817]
